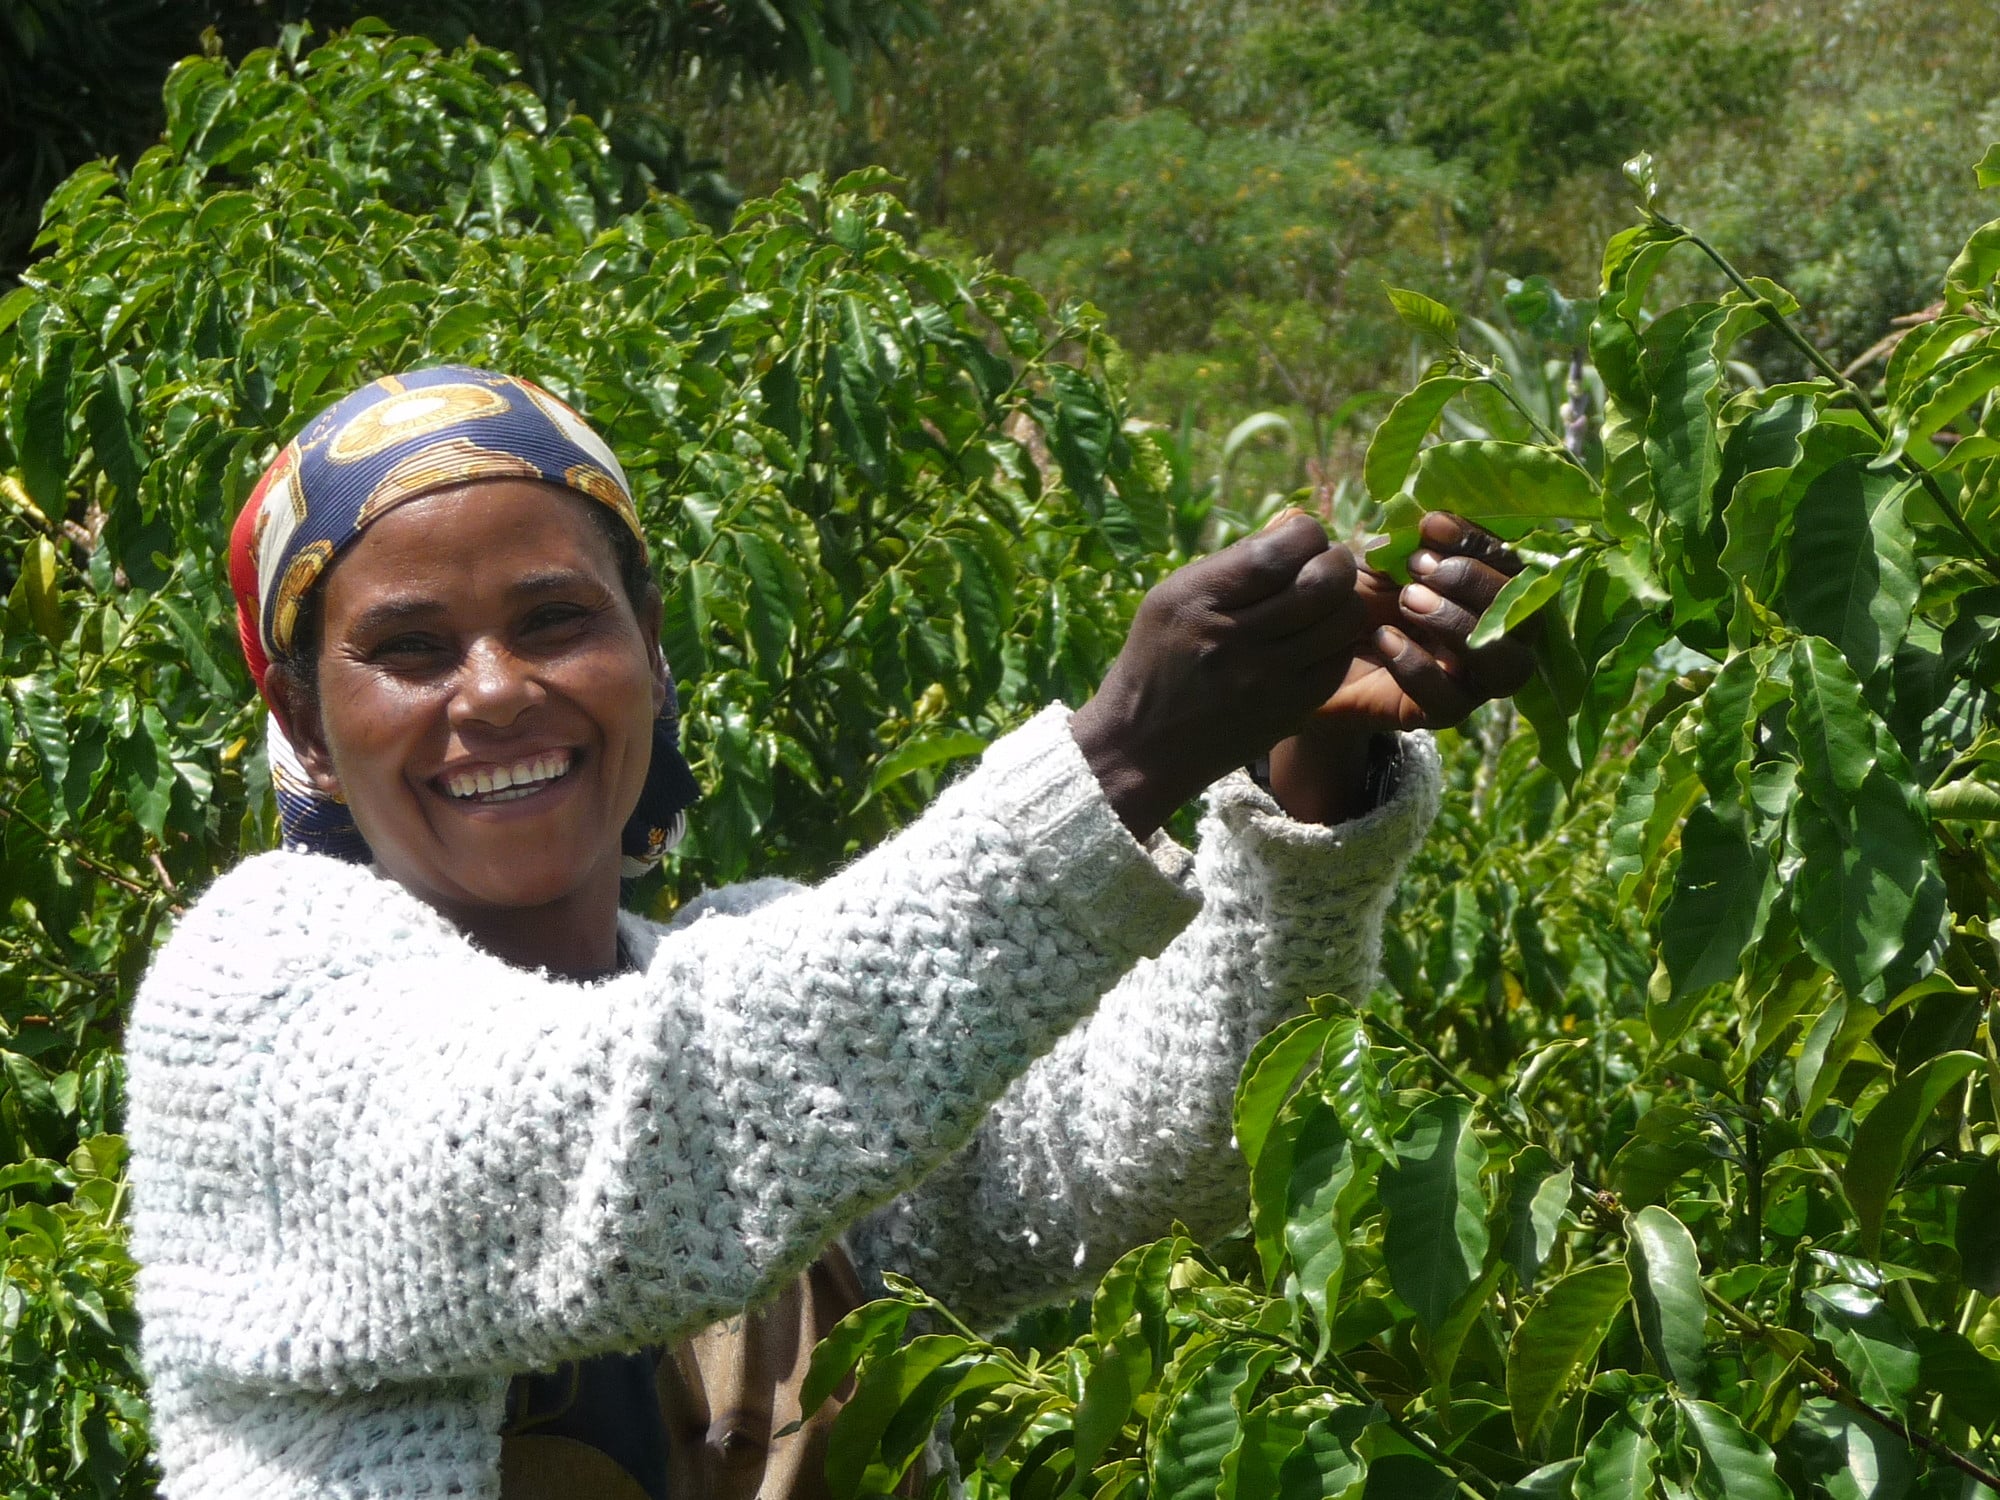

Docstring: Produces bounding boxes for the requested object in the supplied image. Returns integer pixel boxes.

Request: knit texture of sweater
[127,705,1440,1499]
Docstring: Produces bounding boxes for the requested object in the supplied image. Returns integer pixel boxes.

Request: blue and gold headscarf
[230,366,699,875]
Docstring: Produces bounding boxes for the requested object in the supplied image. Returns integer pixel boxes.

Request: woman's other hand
[1070,511,1375,841]
[1267,511,1537,824]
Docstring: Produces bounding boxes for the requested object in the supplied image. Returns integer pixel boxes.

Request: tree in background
[0,0,932,276]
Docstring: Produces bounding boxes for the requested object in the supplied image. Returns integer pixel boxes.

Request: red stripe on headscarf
[230,466,274,706]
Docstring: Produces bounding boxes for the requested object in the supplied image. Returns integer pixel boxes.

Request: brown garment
[501,1249,881,1500]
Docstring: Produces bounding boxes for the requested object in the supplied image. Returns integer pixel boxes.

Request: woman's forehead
[318,481,626,619]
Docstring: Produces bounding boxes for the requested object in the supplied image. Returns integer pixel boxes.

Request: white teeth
[443,752,571,802]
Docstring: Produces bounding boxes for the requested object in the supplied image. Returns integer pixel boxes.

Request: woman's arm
[128,708,1197,1393]
[845,735,1441,1327]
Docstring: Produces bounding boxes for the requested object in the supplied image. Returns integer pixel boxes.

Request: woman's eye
[371,634,448,664]
[523,603,592,634]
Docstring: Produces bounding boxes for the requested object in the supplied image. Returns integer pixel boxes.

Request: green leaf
[1234,1015,1333,1174]
[1913,1327,2000,1428]
[1787,637,1946,1000]
[19,535,62,644]
[1409,441,1602,533]
[1222,1396,1365,1500]
[1149,1342,1280,1500]
[1282,1102,1355,1357]
[1843,1051,1984,1254]
[1507,1262,1631,1447]
[0,285,38,337]
[1625,1205,1708,1390]
[1676,1397,1785,1500]
[1611,1106,1714,1209]
[1380,1096,1489,1335]
[1806,1286,1921,1415]
[1091,1235,1185,1367]
[1501,1148,1572,1283]
[825,1334,976,1499]
[1791,1400,1914,1500]
[1385,286,1459,348]
[1781,461,1921,680]
[1572,1404,1658,1500]
[795,1297,913,1421]
[866,730,987,797]
[1955,1158,2000,1296]
[1317,1015,1395,1161]
[1944,218,2000,310]
[1467,552,1575,650]
[1274,1407,1372,1498]
[1657,804,1771,1003]
[1061,1334,1147,1497]
[1364,375,1473,503]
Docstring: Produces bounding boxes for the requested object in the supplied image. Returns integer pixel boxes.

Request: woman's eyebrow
[506,569,608,599]
[347,596,444,636]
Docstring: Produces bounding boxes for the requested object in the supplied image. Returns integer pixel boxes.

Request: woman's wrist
[1263,726,1397,826]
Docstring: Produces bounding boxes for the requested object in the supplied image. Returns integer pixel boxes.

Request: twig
[1702,1289,2000,1493]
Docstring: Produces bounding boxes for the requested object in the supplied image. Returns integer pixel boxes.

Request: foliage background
[7,2,2000,1498]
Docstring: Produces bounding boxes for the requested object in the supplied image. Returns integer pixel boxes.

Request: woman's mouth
[439,749,575,804]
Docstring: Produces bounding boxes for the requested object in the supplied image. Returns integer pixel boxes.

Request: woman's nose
[450,638,544,727]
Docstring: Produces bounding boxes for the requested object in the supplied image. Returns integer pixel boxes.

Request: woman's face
[282,479,665,931]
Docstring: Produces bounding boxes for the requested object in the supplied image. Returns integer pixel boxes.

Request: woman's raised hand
[1070,510,1535,839]
[1069,511,1375,840]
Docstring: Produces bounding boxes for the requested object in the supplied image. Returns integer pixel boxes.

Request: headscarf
[228,366,700,876]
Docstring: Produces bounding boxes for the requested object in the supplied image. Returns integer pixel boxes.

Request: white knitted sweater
[127,706,1439,1499]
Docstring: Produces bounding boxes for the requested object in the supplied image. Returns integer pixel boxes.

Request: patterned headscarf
[228,366,699,876]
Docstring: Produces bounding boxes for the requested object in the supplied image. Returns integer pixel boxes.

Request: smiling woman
[275,481,669,975]
[124,365,1533,1500]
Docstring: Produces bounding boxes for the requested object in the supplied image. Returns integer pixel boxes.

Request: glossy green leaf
[1944,218,2000,310]
[1781,460,1921,679]
[1913,1327,2000,1428]
[1234,1015,1333,1175]
[1384,286,1459,348]
[1844,1051,1984,1253]
[1467,552,1576,650]
[1364,374,1473,503]
[795,1297,914,1420]
[1282,1101,1355,1356]
[825,1334,976,1499]
[1409,441,1601,533]
[1501,1148,1572,1283]
[1380,1096,1489,1335]
[1677,1398,1784,1500]
[1149,1342,1279,1500]
[1657,804,1771,1003]
[1956,1158,2000,1296]
[1572,1404,1658,1500]
[1626,1206,1708,1390]
[1806,1285,1921,1414]
[1507,1262,1630,1447]
[1317,1015,1395,1162]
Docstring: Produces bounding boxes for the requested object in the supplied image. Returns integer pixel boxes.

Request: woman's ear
[641,583,670,715]
[263,663,343,798]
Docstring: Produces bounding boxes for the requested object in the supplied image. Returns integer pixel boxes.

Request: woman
[127,366,1532,1499]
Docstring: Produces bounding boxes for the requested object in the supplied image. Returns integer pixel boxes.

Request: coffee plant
[0,27,1169,1496]
[808,153,2000,1498]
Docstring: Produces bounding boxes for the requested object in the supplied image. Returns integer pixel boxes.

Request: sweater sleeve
[844,730,1442,1328]
[126,707,1198,1394]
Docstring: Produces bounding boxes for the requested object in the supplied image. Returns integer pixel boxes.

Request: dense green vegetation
[6,3,2000,1497]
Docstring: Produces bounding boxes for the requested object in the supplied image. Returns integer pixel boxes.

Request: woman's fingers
[1372,626,1483,730]
[1417,511,1525,577]
[1397,574,1536,697]
[1233,541,1361,639]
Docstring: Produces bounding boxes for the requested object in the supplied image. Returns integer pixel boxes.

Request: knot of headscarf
[227,366,700,877]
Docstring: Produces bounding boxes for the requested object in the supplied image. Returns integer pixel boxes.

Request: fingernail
[1403,583,1441,615]
[1409,549,1439,576]
[1378,625,1408,653]
[1261,506,1308,532]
